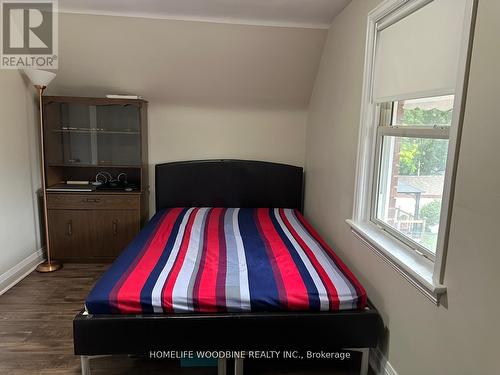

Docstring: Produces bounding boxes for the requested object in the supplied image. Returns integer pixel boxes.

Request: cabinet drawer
[47,193,140,210]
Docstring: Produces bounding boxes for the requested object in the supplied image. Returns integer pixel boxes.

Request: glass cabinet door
[44,102,96,166]
[44,100,142,168]
[96,105,141,166]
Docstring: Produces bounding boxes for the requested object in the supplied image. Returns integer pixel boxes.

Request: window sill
[346,219,446,304]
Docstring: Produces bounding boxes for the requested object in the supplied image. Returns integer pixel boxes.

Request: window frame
[348,0,477,304]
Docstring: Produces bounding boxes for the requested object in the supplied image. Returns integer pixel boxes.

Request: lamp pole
[34,84,62,273]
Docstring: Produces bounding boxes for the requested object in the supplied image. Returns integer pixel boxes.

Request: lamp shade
[23,69,56,87]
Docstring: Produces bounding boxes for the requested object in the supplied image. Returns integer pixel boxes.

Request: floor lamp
[24,69,62,273]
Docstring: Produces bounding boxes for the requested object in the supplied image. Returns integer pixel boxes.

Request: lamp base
[36,260,63,273]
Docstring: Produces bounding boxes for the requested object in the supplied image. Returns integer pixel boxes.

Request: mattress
[85,208,367,314]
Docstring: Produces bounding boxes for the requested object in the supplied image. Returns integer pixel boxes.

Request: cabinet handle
[85,198,101,203]
[67,220,73,236]
[112,220,118,236]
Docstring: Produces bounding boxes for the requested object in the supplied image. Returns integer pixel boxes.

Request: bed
[73,160,383,375]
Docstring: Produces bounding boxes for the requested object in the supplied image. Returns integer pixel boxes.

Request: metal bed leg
[234,357,244,375]
[80,356,91,375]
[346,348,369,375]
[359,348,369,375]
[218,358,227,375]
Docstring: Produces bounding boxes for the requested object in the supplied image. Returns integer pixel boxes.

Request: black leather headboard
[155,159,303,211]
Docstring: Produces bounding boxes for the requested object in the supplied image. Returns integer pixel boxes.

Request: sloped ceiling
[47,13,327,108]
[59,0,351,29]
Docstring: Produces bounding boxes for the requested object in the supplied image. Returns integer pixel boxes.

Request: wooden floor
[0,264,371,375]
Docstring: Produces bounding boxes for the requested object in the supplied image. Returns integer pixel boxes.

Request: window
[348,0,476,303]
[373,95,453,259]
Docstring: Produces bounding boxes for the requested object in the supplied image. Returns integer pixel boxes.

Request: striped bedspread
[85,208,367,314]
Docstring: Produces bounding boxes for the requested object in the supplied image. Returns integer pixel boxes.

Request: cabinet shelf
[51,128,140,135]
[47,163,142,168]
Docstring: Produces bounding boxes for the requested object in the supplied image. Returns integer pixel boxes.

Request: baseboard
[370,348,398,375]
[0,249,45,295]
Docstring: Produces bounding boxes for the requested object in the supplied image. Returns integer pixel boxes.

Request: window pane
[376,136,449,253]
[391,95,454,127]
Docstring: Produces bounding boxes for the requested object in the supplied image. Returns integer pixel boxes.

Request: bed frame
[73,160,383,375]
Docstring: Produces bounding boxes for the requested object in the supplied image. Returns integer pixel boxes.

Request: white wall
[45,13,326,211]
[304,0,499,374]
[149,105,307,166]
[0,71,42,285]
[149,105,307,211]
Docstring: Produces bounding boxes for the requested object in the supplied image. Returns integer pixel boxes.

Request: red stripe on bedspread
[256,208,309,310]
[116,208,184,313]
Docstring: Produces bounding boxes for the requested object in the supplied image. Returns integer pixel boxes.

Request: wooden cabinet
[48,193,142,262]
[42,96,149,262]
